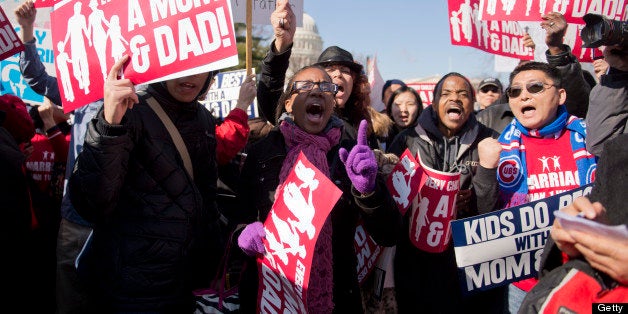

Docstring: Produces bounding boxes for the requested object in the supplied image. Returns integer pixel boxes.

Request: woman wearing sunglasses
[497,61,598,313]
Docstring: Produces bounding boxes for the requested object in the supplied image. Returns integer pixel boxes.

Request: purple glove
[339,120,378,194]
[237,222,266,256]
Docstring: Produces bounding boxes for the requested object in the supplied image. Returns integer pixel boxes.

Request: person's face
[285,68,336,134]
[383,83,403,106]
[437,76,474,137]
[165,72,210,103]
[477,84,501,109]
[324,64,354,109]
[508,70,565,130]
[391,91,420,128]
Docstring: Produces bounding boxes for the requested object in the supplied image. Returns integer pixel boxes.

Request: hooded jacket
[387,106,503,313]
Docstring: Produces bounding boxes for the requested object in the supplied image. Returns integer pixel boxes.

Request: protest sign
[257,152,342,313]
[0,6,23,61]
[354,220,382,285]
[448,0,535,60]
[230,0,303,26]
[0,0,54,104]
[387,148,421,215]
[451,184,593,294]
[406,82,436,106]
[408,154,461,253]
[33,0,61,7]
[387,148,461,253]
[202,68,258,119]
[51,0,239,113]
[477,0,628,24]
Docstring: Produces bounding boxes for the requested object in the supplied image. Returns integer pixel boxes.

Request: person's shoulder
[248,127,283,152]
[479,102,510,116]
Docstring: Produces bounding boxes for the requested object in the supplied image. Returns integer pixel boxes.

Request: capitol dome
[287,13,323,78]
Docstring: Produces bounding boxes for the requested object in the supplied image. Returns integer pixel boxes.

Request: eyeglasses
[480,86,500,93]
[506,82,555,98]
[291,81,339,95]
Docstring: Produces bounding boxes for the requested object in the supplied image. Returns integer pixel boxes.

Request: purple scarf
[278,117,341,313]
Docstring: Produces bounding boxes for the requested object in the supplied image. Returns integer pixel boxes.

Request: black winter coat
[69,84,224,312]
[236,127,402,313]
[388,107,504,314]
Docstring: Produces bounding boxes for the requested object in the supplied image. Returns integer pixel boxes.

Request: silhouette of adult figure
[63,1,91,94]
[87,0,109,81]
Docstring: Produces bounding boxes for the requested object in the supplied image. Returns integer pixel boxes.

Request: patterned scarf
[278,114,342,313]
[497,106,597,207]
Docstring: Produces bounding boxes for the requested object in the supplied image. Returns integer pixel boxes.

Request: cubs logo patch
[586,164,596,184]
[498,156,523,189]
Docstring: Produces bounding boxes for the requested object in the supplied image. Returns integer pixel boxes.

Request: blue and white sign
[202,68,258,120]
[0,0,54,105]
[451,184,593,294]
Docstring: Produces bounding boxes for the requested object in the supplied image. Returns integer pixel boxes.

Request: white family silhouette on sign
[57,0,128,101]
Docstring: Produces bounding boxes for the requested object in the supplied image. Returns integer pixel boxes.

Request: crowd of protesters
[2,0,626,313]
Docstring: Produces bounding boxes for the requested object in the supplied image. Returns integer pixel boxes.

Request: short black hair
[381,79,407,101]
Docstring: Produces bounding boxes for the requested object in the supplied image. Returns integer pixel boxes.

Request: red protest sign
[408,152,461,253]
[51,0,238,113]
[0,6,24,61]
[448,0,534,60]
[477,0,628,23]
[33,0,62,8]
[387,148,422,216]
[406,82,436,106]
[354,220,382,285]
[257,152,342,313]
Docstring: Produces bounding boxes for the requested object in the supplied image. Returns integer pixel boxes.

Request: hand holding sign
[235,74,257,111]
[103,55,138,125]
[238,221,266,257]
[339,119,377,194]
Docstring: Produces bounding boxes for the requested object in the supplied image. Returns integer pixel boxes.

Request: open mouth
[305,103,324,121]
[521,105,536,117]
[446,106,463,120]
[179,82,197,90]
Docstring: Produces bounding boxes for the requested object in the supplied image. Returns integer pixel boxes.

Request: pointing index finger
[357,119,368,146]
[108,55,129,80]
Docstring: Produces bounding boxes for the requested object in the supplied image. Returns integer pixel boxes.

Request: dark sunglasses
[506,82,555,98]
[480,86,500,93]
[291,81,339,95]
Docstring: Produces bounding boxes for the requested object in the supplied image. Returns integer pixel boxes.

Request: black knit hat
[314,46,363,73]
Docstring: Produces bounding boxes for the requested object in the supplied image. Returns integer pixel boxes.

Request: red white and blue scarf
[497,106,597,208]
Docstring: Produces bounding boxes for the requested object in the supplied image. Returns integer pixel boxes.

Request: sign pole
[246,0,252,75]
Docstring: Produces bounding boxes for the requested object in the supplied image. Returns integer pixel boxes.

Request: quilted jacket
[69,83,224,312]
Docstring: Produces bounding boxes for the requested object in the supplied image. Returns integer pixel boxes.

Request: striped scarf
[497,106,597,208]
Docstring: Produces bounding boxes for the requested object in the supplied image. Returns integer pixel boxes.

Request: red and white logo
[498,157,522,188]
